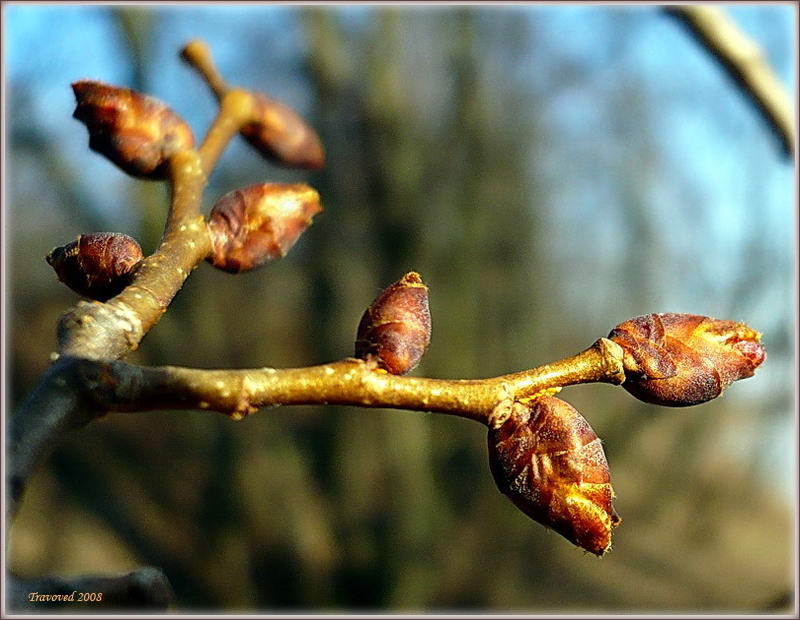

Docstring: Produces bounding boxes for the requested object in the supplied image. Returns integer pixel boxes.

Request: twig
[180,39,229,100]
[198,89,255,174]
[11,75,260,517]
[7,338,625,518]
[665,6,795,157]
[56,89,262,360]
[78,338,625,423]
[55,154,209,360]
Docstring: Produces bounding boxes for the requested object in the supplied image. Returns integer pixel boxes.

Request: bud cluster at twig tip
[206,183,323,274]
[72,80,194,179]
[46,232,143,301]
[488,395,620,556]
[608,313,766,406]
[355,272,432,375]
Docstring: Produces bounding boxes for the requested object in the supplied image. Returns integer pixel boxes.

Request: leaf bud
[72,80,194,179]
[206,183,322,274]
[355,272,432,375]
[46,232,143,301]
[488,395,620,556]
[240,94,325,170]
[608,313,766,407]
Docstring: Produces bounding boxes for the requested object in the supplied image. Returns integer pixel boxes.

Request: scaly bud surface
[488,395,620,556]
[72,80,194,179]
[206,183,322,274]
[355,272,432,375]
[241,94,325,170]
[47,232,143,301]
[608,313,766,406]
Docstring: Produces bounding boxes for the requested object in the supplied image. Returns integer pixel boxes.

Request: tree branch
[55,154,210,360]
[55,91,260,361]
[8,34,772,605]
[665,6,795,157]
[198,89,255,174]
[8,337,623,521]
[11,58,262,517]
[77,337,625,423]
[7,358,94,520]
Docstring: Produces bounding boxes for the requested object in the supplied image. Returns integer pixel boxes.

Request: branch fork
[10,34,769,609]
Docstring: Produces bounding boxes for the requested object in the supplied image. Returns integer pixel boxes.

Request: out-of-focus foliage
[6,5,795,613]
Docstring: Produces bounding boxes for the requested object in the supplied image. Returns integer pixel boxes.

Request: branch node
[595,337,626,385]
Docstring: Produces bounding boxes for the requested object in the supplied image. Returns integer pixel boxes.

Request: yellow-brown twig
[198,89,256,175]
[181,39,229,100]
[79,339,626,424]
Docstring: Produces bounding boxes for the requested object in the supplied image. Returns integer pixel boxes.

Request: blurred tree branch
[665,6,795,157]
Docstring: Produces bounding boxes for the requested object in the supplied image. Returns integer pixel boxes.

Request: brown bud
[46,232,143,301]
[355,272,432,375]
[240,94,325,170]
[206,183,322,274]
[72,80,194,179]
[608,313,766,407]
[488,395,620,556]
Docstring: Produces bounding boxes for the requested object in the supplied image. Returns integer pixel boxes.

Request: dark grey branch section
[6,567,173,612]
[8,362,173,608]
[7,357,101,520]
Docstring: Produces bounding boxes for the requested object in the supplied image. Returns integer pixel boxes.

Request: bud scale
[609,313,766,406]
[47,232,143,301]
[355,272,432,375]
[72,80,194,179]
[206,183,322,274]
[488,395,620,556]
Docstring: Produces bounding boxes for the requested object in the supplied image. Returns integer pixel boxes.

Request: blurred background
[4,4,796,614]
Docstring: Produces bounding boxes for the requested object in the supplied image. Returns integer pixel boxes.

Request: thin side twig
[11,80,260,517]
[55,91,260,361]
[9,40,271,610]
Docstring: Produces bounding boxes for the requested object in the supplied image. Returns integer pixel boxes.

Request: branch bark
[665,6,795,157]
[75,337,626,422]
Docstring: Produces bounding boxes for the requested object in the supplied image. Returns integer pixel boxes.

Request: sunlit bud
[240,94,325,170]
[355,272,432,375]
[608,313,766,407]
[46,232,143,301]
[72,80,194,179]
[179,39,323,169]
[206,183,322,274]
[488,395,620,556]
